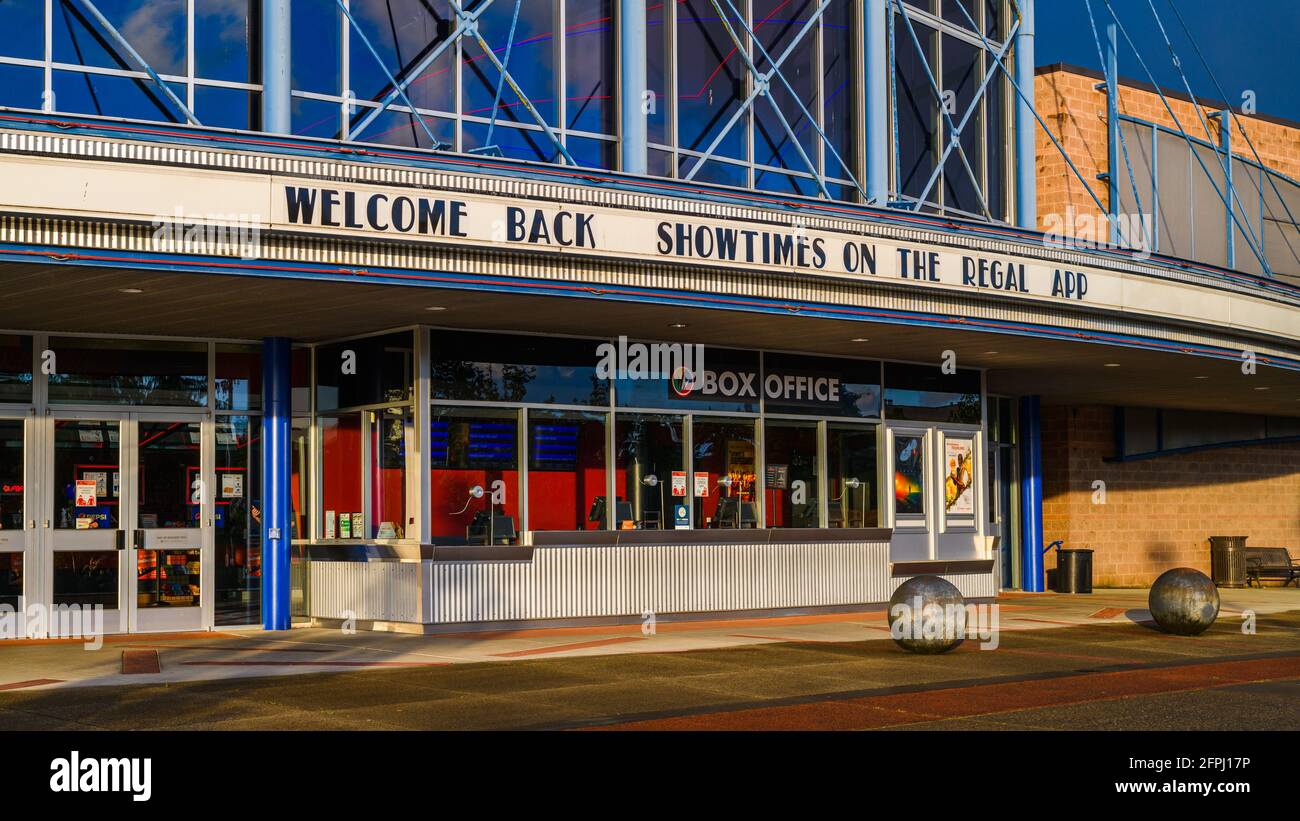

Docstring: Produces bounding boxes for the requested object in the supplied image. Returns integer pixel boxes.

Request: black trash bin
[1209,535,1248,588]
[1056,548,1094,593]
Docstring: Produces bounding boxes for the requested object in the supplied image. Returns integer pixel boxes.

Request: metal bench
[1243,547,1300,588]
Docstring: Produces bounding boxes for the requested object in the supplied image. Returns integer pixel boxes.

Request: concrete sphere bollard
[1148,568,1220,636]
[887,575,967,654]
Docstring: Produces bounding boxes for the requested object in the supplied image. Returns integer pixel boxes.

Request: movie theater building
[0,1,1295,637]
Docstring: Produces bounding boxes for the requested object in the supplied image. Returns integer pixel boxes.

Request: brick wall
[1042,404,1300,587]
[1034,66,1300,233]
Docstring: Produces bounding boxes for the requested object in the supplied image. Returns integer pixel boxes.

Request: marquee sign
[1,152,1295,343]
[276,182,1099,303]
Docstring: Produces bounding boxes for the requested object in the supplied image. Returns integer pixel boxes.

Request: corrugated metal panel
[310,560,424,623]
[418,540,893,625]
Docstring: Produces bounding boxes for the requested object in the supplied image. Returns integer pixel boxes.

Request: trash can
[1056,548,1094,594]
[1209,535,1248,588]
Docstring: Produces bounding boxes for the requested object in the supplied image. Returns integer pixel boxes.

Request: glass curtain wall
[0,1,259,128]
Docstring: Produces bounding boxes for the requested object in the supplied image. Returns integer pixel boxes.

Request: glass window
[350,0,453,112]
[614,413,684,529]
[763,353,881,417]
[195,0,253,83]
[0,334,32,403]
[677,0,748,161]
[0,63,43,111]
[692,417,758,529]
[320,414,362,538]
[0,419,22,531]
[136,420,201,529]
[292,0,341,96]
[527,409,608,531]
[48,337,207,406]
[763,420,820,528]
[315,332,413,411]
[291,417,310,540]
[53,0,187,76]
[53,419,121,530]
[216,344,262,411]
[0,553,21,610]
[942,33,983,214]
[822,1,856,184]
[883,362,982,423]
[214,416,260,625]
[565,0,615,135]
[51,70,188,123]
[369,407,411,539]
[645,0,669,146]
[462,1,556,125]
[753,0,817,182]
[430,407,520,543]
[53,551,119,609]
[430,331,609,406]
[828,423,878,527]
[894,13,938,202]
[0,0,42,60]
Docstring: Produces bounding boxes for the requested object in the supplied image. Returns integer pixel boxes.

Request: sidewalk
[1,587,1296,692]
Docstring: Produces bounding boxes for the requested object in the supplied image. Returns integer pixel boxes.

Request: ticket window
[614,413,685,529]
[429,408,520,544]
[527,410,608,532]
[692,418,758,529]
[763,420,820,528]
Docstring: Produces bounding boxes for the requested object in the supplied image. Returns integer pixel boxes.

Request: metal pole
[1104,22,1119,245]
[865,0,888,206]
[1018,394,1045,593]
[262,0,292,135]
[620,0,648,175]
[1216,110,1235,269]
[1014,0,1036,228]
[261,337,292,630]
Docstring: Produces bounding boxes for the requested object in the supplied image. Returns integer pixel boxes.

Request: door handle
[115,530,126,551]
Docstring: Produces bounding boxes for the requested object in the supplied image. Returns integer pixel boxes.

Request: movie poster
[944,438,975,516]
[893,436,925,515]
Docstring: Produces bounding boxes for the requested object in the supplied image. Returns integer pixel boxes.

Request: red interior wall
[429,470,520,538]
[321,418,361,527]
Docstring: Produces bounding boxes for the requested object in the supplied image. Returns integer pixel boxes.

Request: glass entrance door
[0,413,33,633]
[45,413,210,635]
[131,416,207,632]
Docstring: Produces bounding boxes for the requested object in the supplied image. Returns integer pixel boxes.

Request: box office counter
[304,528,998,632]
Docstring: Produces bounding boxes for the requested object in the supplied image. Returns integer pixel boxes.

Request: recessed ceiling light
[1254,386,1270,391]
[119,288,144,294]
[984,351,998,355]
[850,337,870,343]
[668,323,689,329]
[424,306,447,312]
[1103,363,1121,367]
[1193,375,1209,379]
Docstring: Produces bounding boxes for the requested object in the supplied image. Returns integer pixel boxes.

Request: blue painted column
[619,0,648,175]
[1014,0,1037,229]
[261,0,292,135]
[261,337,292,630]
[865,0,889,206]
[1018,395,1045,592]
